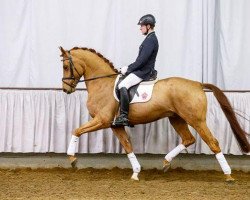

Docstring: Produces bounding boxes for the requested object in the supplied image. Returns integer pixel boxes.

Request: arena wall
[0,153,249,172]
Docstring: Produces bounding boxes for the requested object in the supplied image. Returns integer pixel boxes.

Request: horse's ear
[59,46,66,56]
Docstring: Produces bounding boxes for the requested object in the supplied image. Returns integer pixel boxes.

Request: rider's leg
[115,87,130,125]
[113,73,142,126]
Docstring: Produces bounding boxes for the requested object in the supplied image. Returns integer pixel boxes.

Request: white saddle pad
[113,75,158,104]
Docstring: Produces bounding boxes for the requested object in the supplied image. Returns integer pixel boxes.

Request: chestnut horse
[59,46,250,182]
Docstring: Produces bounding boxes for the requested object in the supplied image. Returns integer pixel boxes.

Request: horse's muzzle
[63,88,71,94]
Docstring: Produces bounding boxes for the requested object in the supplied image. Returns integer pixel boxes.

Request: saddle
[113,75,158,104]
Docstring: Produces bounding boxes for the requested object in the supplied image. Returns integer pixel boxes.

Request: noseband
[62,51,120,89]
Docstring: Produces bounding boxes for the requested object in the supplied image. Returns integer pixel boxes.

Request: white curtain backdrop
[0,89,249,155]
[0,0,250,89]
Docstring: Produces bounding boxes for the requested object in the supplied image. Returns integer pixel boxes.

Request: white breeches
[118,73,143,89]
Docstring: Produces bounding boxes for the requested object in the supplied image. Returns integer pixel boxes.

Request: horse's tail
[202,83,250,153]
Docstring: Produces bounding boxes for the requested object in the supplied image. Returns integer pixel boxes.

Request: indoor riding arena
[0,1,249,200]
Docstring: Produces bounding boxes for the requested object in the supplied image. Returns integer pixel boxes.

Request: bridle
[62,51,83,88]
[62,51,119,89]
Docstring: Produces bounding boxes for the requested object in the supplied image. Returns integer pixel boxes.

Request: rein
[77,73,120,82]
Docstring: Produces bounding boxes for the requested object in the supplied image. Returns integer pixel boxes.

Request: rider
[113,14,159,127]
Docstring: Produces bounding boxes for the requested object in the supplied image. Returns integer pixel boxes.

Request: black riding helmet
[137,14,156,27]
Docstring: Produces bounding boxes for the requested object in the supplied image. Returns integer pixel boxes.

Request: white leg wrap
[165,144,186,162]
[127,152,141,173]
[215,152,231,175]
[67,135,79,156]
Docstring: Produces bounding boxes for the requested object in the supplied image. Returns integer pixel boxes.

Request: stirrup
[111,122,134,128]
[111,116,134,127]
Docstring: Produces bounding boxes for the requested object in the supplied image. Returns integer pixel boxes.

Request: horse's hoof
[163,160,171,173]
[69,156,77,168]
[225,174,235,183]
[131,172,139,181]
[71,159,78,168]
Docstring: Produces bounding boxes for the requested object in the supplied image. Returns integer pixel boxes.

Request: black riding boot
[113,87,130,127]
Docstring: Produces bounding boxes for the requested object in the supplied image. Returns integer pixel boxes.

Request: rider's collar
[146,31,155,38]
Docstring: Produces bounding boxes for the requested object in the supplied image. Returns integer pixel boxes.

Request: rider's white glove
[120,66,128,75]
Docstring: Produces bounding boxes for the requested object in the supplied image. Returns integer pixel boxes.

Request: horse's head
[59,46,85,94]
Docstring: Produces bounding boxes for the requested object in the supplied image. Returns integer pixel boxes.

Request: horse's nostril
[63,89,67,93]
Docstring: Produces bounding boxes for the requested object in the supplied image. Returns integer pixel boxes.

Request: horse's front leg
[67,116,104,167]
[112,127,141,181]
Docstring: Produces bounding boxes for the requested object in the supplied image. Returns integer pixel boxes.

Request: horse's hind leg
[112,127,141,181]
[163,116,196,171]
[193,121,234,182]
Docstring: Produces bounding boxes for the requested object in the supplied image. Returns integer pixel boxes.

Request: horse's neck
[77,50,117,96]
[72,49,116,97]
[78,50,116,79]
[84,66,115,80]
[86,77,115,95]
[67,49,117,116]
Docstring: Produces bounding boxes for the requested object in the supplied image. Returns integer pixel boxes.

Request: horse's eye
[63,65,69,70]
